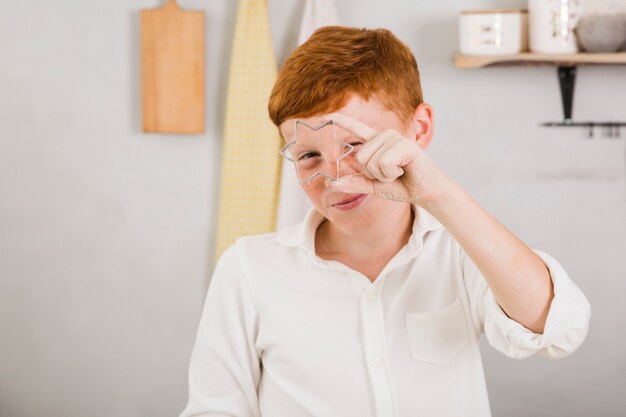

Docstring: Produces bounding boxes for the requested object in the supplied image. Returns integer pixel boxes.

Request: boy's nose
[338,154,361,177]
[323,152,361,185]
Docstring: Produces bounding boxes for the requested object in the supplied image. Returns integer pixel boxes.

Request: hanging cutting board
[141,0,205,134]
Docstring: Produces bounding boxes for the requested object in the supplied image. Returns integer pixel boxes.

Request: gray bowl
[576,14,624,53]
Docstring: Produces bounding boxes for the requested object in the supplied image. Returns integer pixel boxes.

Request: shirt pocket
[405,298,470,364]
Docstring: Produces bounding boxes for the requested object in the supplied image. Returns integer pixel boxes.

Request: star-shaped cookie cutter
[280,120,355,184]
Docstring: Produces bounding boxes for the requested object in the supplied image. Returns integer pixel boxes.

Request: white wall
[0,1,624,416]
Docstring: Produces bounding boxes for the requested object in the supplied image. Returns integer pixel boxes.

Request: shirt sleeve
[179,244,262,417]
[461,247,591,360]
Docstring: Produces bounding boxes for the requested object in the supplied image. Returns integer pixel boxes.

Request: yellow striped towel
[214,0,282,260]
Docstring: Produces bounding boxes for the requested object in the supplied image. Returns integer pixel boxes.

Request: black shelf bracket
[558,66,576,123]
[542,65,626,138]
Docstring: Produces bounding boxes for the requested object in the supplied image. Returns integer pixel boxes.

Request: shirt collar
[275,204,443,257]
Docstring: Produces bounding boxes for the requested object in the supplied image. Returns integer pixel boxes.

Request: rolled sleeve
[468,249,591,360]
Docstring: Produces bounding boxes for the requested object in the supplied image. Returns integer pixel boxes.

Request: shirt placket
[360,281,395,417]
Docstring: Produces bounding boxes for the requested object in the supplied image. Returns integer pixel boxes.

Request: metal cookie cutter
[280,120,356,184]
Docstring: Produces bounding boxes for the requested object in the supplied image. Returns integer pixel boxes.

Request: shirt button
[372,358,381,368]
[367,293,377,302]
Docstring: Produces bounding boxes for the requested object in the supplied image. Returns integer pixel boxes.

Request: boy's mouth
[331,194,367,210]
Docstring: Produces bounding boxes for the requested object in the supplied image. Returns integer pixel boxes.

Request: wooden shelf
[453,52,626,127]
[454,52,626,69]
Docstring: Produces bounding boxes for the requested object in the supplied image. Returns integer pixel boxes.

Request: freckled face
[279,94,416,229]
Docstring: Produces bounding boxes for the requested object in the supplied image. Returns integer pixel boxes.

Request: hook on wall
[542,121,625,139]
[543,65,626,138]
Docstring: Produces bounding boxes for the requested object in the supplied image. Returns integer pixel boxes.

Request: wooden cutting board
[141,0,205,134]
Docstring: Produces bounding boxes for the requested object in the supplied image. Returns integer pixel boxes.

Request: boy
[180,26,590,417]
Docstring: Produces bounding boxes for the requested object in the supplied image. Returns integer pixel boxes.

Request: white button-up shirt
[180,206,590,417]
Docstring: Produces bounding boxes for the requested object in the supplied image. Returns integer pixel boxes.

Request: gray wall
[0,1,624,416]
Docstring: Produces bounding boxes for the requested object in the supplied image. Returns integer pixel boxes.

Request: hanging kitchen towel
[298,0,339,43]
[275,0,339,231]
[214,0,281,259]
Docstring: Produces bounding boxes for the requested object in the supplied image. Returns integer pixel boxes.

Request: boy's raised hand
[324,112,450,208]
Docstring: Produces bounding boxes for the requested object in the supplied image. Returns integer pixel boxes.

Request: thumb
[329,175,376,194]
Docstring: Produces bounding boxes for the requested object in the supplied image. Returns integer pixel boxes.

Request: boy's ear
[412,103,433,150]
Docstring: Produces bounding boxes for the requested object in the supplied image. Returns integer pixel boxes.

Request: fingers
[329,174,376,195]
[355,134,387,180]
[378,149,406,180]
[360,132,413,183]
[322,113,379,142]
[330,174,412,204]
[365,137,399,182]
[320,112,417,183]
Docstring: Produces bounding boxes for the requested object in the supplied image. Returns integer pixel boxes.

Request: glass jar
[529,0,582,54]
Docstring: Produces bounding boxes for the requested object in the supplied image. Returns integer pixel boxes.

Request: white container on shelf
[529,0,581,54]
[459,9,528,56]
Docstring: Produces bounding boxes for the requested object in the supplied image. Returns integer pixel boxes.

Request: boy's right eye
[298,152,319,161]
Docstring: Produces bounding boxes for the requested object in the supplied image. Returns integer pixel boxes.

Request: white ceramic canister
[529,0,582,54]
[459,9,528,56]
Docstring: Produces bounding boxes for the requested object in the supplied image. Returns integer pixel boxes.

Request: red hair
[268,26,424,129]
